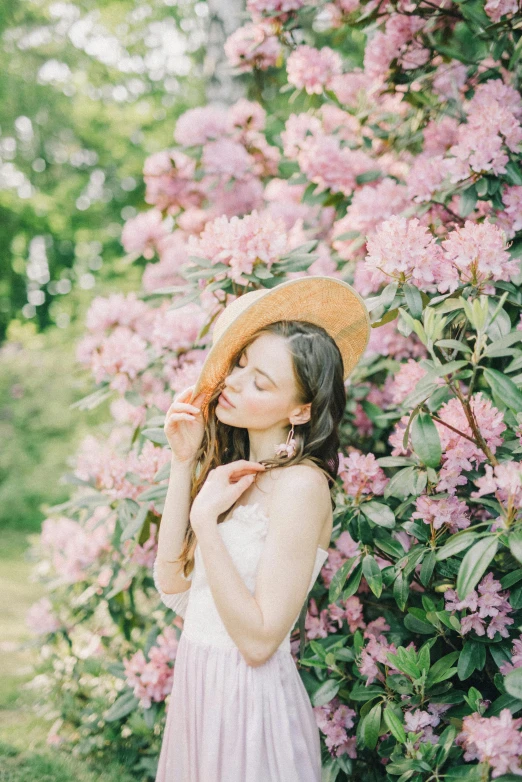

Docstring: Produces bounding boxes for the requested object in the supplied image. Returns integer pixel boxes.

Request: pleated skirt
[155,631,323,781]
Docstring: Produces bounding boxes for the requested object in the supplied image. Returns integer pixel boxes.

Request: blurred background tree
[0,0,208,340]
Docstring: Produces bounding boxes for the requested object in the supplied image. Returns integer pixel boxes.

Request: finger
[173,402,201,413]
[224,460,265,470]
[166,413,195,423]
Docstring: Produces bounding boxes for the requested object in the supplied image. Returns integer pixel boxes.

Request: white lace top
[152,501,329,654]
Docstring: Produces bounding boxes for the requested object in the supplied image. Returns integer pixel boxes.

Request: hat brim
[189,276,371,406]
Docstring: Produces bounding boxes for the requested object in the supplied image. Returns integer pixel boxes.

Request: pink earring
[275,423,297,458]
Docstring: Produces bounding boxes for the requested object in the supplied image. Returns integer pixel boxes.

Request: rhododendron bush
[26,1,522,779]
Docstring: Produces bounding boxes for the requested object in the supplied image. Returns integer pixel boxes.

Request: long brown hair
[174,319,346,579]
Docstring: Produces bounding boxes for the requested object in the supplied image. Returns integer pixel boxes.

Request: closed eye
[234,355,265,391]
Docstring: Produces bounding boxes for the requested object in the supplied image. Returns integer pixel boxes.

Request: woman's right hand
[164,385,206,464]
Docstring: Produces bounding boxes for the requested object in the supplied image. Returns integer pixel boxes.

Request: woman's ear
[292,402,312,425]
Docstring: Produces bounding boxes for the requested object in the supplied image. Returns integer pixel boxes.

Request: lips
[219,390,235,408]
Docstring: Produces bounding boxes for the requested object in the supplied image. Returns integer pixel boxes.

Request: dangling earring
[275,423,297,459]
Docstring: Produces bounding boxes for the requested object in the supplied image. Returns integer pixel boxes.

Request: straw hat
[189,275,371,406]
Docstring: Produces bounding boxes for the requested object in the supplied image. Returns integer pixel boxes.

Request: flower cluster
[444,573,514,639]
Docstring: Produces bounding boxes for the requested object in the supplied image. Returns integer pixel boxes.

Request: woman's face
[216,332,306,429]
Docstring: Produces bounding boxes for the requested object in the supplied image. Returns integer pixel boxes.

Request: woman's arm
[155,455,195,595]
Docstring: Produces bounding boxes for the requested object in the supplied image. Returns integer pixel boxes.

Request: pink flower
[224,22,281,71]
[333,179,409,260]
[229,98,266,131]
[338,450,389,498]
[286,45,343,95]
[411,495,470,534]
[439,220,517,293]
[484,0,519,22]
[202,138,254,179]
[174,105,230,146]
[456,709,522,777]
[247,0,305,18]
[121,209,169,258]
[314,696,357,759]
[123,626,180,709]
[472,461,522,509]
[364,216,443,292]
[26,597,61,635]
[500,636,522,675]
[187,209,289,285]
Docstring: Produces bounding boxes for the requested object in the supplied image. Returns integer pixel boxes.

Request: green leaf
[362,702,382,750]
[459,184,477,217]
[410,413,442,468]
[311,677,341,707]
[419,550,436,587]
[505,161,522,186]
[393,571,410,611]
[141,427,169,445]
[456,536,498,600]
[362,555,383,598]
[343,561,363,599]
[403,284,424,319]
[383,706,406,743]
[328,555,359,603]
[427,652,460,687]
[436,530,483,561]
[458,640,486,681]
[504,668,522,701]
[361,501,396,528]
[483,368,522,413]
[404,611,435,635]
[104,690,140,722]
[508,530,522,565]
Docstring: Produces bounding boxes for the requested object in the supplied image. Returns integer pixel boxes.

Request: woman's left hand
[189,460,266,535]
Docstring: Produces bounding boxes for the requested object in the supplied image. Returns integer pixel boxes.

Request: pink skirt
[155,632,323,781]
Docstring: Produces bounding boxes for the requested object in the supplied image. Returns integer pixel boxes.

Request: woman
[153,276,370,781]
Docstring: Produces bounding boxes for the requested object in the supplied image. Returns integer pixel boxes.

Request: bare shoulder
[266,459,331,516]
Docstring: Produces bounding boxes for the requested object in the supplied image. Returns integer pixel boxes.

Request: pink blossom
[333,179,409,260]
[439,220,516,293]
[423,116,460,155]
[500,635,522,675]
[338,450,389,498]
[456,709,522,777]
[314,696,357,759]
[364,14,427,81]
[484,0,520,22]
[286,45,343,95]
[123,626,180,709]
[224,22,281,71]
[432,393,506,495]
[472,460,522,509]
[298,136,375,196]
[358,633,400,686]
[407,154,449,203]
[40,509,115,583]
[202,138,254,180]
[187,210,289,285]
[329,70,375,105]
[174,105,230,146]
[499,185,522,239]
[432,60,468,100]
[121,209,169,259]
[364,216,443,291]
[150,302,206,355]
[247,0,305,18]
[26,597,61,635]
[411,495,470,534]
[85,292,150,336]
[229,98,266,131]
[143,149,200,212]
[90,327,150,392]
[281,113,323,158]
[366,319,427,362]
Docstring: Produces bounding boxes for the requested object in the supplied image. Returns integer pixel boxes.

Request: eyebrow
[243,346,278,388]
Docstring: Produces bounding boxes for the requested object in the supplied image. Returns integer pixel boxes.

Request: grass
[0,528,136,782]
